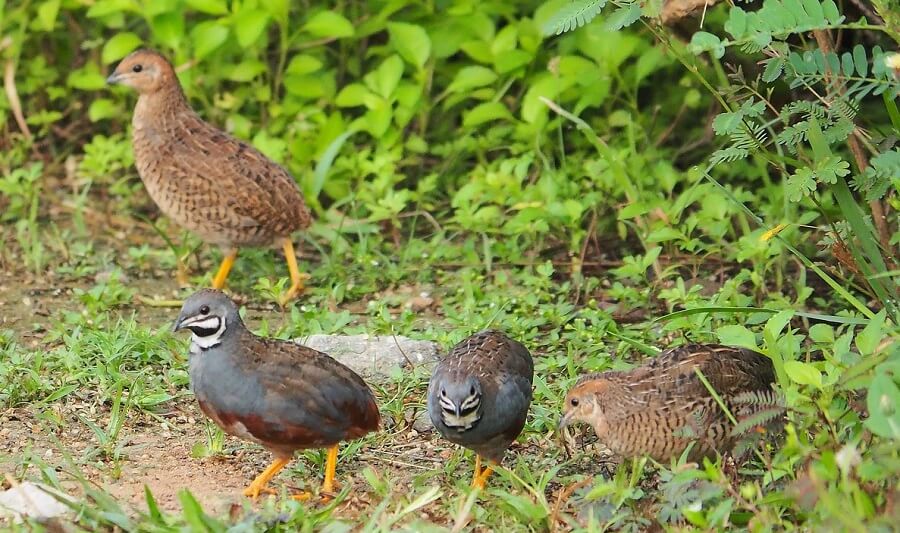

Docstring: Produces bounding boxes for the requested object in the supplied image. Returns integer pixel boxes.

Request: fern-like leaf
[852,149,900,201]
[542,0,608,36]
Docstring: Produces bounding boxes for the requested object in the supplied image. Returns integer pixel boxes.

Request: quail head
[559,344,776,462]
[108,50,312,305]
[427,330,534,489]
[174,289,380,499]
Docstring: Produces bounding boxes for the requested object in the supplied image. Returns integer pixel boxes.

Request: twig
[4,55,32,141]
[450,490,479,533]
[549,477,591,533]
[390,330,414,368]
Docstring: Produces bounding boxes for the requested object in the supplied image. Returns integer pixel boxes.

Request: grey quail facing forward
[108,50,312,304]
[173,289,380,499]
[559,343,777,462]
[427,330,534,488]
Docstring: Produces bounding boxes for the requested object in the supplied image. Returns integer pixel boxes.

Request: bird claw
[242,485,277,500]
[278,274,310,307]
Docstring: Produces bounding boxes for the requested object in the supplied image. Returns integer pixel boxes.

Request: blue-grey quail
[108,50,311,304]
[559,344,776,461]
[427,330,534,488]
[173,289,380,499]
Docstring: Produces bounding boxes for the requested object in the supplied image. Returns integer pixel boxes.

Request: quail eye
[132,64,143,73]
[570,398,579,407]
[199,305,210,315]
[440,389,446,398]
[469,386,476,396]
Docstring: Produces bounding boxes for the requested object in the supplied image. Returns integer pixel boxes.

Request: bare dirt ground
[0,203,576,527]
[0,397,470,518]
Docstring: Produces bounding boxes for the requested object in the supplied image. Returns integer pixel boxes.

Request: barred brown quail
[427,330,534,488]
[107,50,312,305]
[173,289,380,499]
[559,344,776,462]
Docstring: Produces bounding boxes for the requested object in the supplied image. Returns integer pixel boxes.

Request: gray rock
[298,334,439,380]
[412,409,433,433]
[0,482,73,524]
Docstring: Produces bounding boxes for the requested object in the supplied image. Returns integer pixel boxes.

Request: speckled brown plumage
[427,330,533,488]
[559,344,776,462]
[108,49,311,303]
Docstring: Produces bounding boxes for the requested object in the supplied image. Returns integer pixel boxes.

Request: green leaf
[822,0,843,24]
[335,84,371,107]
[227,60,266,82]
[286,54,323,75]
[688,31,725,59]
[784,360,823,389]
[88,99,119,121]
[463,102,512,127]
[36,0,61,31]
[446,66,497,93]
[102,32,142,64]
[646,227,683,243]
[43,384,78,403]
[853,45,868,77]
[808,323,835,344]
[151,12,185,50]
[541,0,607,35]
[494,50,533,74]
[716,325,759,350]
[786,167,817,201]
[865,373,900,439]
[312,130,355,200]
[185,0,228,15]
[762,57,785,82]
[365,55,404,99]
[603,2,640,31]
[67,67,106,90]
[363,101,392,137]
[234,8,270,47]
[304,11,354,38]
[388,22,431,68]
[855,310,886,355]
[764,310,794,347]
[724,7,748,39]
[192,22,229,59]
[263,0,289,26]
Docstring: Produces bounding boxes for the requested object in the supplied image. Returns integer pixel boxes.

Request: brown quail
[107,50,312,305]
[427,330,533,489]
[174,289,380,499]
[558,344,776,462]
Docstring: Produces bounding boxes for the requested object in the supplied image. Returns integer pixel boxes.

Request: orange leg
[472,454,482,486]
[243,457,290,500]
[471,456,494,489]
[211,248,238,290]
[278,239,309,306]
[322,445,339,493]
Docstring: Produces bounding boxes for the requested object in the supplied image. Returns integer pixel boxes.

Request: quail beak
[557,411,575,431]
[172,313,190,332]
[106,72,121,85]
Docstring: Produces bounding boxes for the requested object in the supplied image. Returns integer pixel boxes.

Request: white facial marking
[440,392,482,431]
[188,315,226,353]
[442,407,482,430]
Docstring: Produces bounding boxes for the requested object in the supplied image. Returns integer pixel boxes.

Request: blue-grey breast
[173,289,380,499]
[427,330,533,488]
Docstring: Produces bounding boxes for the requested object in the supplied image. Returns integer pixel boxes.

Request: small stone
[298,334,439,381]
[0,482,74,523]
